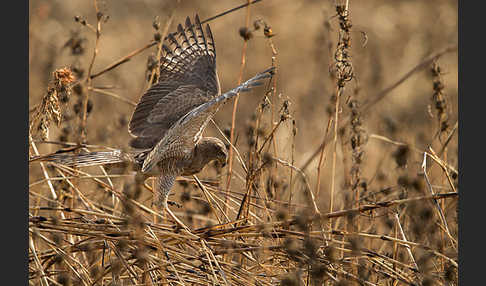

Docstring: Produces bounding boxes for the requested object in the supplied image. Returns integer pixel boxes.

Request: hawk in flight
[34,15,273,223]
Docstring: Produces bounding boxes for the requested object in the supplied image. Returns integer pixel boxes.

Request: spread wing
[128,14,219,150]
[141,67,274,173]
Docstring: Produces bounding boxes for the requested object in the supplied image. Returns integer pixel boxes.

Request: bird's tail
[30,150,130,168]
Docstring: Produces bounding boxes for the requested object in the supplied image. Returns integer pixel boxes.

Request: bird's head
[182,137,228,176]
[210,138,228,168]
[198,137,227,168]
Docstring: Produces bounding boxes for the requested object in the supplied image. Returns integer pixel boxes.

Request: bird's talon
[167,200,182,208]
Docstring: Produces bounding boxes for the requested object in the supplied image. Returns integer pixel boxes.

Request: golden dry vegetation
[29,0,458,285]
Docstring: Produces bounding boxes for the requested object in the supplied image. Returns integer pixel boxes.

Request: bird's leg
[160,194,194,234]
[151,178,159,224]
[152,174,196,236]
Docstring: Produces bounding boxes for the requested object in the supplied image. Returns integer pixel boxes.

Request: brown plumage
[33,15,273,213]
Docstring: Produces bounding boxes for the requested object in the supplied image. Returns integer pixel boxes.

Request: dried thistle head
[63,30,86,56]
[280,100,292,121]
[253,18,276,38]
[152,15,160,31]
[393,145,410,168]
[430,61,450,134]
[263,25,275,38]
[239,27,253,40]
[53,68,75,88]
[253,19,261,30]
[30,67,75,141]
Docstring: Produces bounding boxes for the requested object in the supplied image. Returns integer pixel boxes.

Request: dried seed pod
[264,25,275,38]
[239,27,253,40]
[154,32,161,42]
[152,16,160,30]
[253,20,261,30]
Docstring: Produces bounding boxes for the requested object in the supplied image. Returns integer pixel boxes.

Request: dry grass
[29,0,458,285]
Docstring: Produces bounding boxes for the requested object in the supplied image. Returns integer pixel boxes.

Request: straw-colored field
[29,1,458,285]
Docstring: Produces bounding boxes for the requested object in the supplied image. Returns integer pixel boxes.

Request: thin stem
[225,0,252,214]
[81,0,102,143]
[300,45,457,172]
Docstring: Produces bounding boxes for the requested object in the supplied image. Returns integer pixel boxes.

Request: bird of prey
[32,15,273,226]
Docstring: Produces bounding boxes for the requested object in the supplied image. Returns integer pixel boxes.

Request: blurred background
[29,0,457,215]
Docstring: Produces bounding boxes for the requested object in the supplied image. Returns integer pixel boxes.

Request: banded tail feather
[30,150,131,168]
